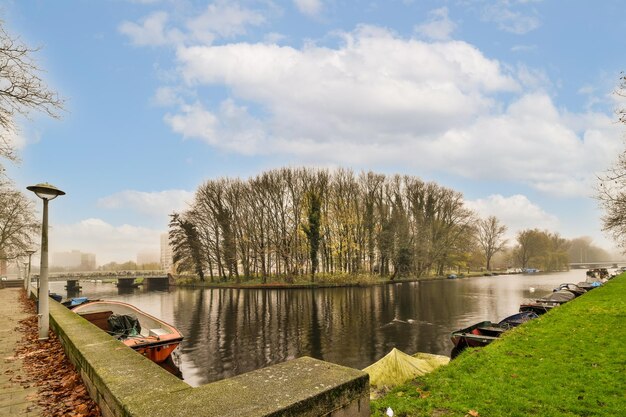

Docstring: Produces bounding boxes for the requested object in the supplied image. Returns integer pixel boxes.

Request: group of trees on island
[169,167,607,283]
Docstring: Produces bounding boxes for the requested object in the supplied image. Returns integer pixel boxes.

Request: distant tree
[515,229,548,269]
[476,216,507,271]
[303,190,321,282]
[515,229,569,271]
[0,22,63,165]
[598,73,626,248]
[567,236,610,263]
[0,183,38,261]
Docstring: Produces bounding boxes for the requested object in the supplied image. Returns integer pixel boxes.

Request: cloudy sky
[4,0,626,264]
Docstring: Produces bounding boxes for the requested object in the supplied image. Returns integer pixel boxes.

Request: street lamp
[27,183,65,340]
[22,262,28,289]
[25,250,37,295]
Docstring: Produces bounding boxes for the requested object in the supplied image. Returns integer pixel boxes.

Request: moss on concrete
[49,301,369,417]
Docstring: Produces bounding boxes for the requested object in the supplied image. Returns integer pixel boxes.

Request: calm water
[50,270,587,387]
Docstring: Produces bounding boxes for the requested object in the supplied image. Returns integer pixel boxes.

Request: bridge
[47,270,166,282]
[30,270,174,294]
[569,261,626,269]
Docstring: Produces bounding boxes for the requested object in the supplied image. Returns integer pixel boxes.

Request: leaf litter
[15,290,101,417]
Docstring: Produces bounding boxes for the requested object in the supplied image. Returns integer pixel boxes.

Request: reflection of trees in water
[173,281,491,386]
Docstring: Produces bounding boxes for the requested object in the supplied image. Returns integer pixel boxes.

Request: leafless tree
[598,73,626,248]
[0,21,63,164]
[476,216,507,270]
[171,167,486,281]
[0,183,39,261]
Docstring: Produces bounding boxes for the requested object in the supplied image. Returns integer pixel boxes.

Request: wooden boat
[451,321,505,348]
[519,301,556,315]
[519,289,576,315]
[450,311,538,358]
[72,300,183,364]
[553,283,586,297]
[497,311,538,329]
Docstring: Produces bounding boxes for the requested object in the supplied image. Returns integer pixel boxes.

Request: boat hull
[72,300,183,364]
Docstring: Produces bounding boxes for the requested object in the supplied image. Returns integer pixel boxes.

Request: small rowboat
[450,311,538,358]
[553,283,586,297]
[519,289,576,315]
[72,300,183,364]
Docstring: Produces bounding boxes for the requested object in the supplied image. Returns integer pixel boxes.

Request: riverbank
[370,274,626,416]
[172,270,513,289]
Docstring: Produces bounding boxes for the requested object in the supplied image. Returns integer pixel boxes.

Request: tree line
[169,167,593,283]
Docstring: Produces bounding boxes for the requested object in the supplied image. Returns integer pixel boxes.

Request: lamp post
[25,250,36,295]
[23,262,29,289]
[27,183,65,340]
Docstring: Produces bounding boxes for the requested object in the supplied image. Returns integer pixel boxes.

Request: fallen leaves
[15,291,101,417]
[465,410,480,417]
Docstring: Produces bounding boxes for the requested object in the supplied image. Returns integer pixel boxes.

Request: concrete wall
[49,301,370,417]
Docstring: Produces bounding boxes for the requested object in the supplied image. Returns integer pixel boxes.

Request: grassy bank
[371,275,626,417]
[173,271,496,289]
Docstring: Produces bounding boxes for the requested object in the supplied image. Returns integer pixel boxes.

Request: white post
[38,199,50,340]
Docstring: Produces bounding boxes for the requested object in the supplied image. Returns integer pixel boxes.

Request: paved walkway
[0,288,41,416]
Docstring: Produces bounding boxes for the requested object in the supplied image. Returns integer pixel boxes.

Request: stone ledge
[49,300,369,417]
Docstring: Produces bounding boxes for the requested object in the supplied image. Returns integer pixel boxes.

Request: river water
[50,270,587,387]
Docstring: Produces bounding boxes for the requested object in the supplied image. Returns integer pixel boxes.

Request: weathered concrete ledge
[49,301,369,417]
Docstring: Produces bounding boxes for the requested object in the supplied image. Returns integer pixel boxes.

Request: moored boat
[553,283,586,297]
[451,320,503,347]
[497,310,538,329]
[72,300,183,364]
[450,311,538,358]
[519,289,576,315]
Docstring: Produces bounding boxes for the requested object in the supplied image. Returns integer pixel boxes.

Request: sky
[3,0,626,264]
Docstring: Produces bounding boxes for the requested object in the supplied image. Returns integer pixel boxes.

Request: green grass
[371,275,626,417]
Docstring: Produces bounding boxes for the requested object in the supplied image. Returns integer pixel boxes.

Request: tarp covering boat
[108,313,141,338]
[539,289,575,303]
[362,348,449,389]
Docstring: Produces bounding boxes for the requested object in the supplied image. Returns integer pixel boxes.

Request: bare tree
[598,73,626,248]
[476,216,507,270]
[0,22,63,163]
[0,183,39,261]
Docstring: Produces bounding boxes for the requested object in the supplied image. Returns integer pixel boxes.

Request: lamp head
[27,183,66,201]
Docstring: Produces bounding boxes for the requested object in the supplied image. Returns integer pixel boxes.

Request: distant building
[137,250,159,266]
[81,253,97,270]
[160,233,173,272]
[52,250,96,271]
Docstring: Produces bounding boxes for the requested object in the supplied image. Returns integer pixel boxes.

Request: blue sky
[4,0,626,263]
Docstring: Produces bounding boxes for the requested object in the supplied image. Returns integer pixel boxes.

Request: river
[50,270,588,387]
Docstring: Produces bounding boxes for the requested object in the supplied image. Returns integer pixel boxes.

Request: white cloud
[50,218,163,264]
[160,26,623,195]
[152,86,185,107]
[429,93,622,196]
[414,7,456,41]
[294,0,323,17]
[119,3,266,47]
[482,2,541,34]
[98,189,194,219]
[119,11,184,47]
[175,26,518,142]
[465,194,559,239]
[186,2,265,43]
[165,99,266,154]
